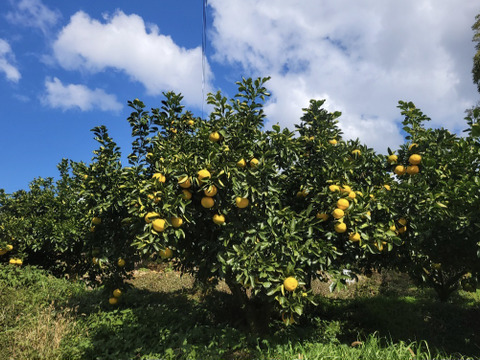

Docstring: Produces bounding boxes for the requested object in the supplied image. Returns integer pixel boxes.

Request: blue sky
[0,0,479,194]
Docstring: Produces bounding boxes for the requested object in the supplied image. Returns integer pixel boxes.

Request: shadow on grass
[60,276,480,360]
[307,293,480,358]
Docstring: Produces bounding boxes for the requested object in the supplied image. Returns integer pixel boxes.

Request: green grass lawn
[1,263,479,359]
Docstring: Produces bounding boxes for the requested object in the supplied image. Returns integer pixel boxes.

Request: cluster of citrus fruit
[0,243,13,256]
[390,143,422,176]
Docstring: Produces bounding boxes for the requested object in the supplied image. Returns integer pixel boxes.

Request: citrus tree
[0,160,87,276]
[92,77,401,334]
[384,101,480,301]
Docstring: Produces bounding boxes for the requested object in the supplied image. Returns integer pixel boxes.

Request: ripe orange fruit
[283,277,298,291]
[181,190,192,200]
[332,208,344,219]
[201,197,215,208]
[117,258,126,267]
[152,173,166,183]
[387,154,398,163]
[152,218,166,232]
[394,165,406,176]
[328,139,337,145]
[178,176,191,188]
[398,218,407,226]
[160,248,173,259]
[334,222,347,233]
[209,131,221,142]
[197,169,211,183]
[389,225,396,232]
[204,185,218,197]
[329,184,340,192]
[316,213,329,221]
[336,198,349,210]
[109,297,118,305]
[144,212,159,224]
[351,149,361,156]
[406,165,419,175]
[349,233,361,242]
[409,154,422,165]
[92,217,101,225]
[342,185,352,193]
[398,226,407,234]
[383,184,391,191]
[113,289,122,298]
[213,214,225,225]
[237,159,246,168]
[171,217,183,228]
[250,158,259,168]
[6,244,13,251]
[188,119,194,126]
[235,197,249,208]
[348,191,356,199]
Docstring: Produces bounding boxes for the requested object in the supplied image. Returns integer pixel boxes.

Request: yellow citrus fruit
[235,197,249,208]
[389,225,397,232]
[408,143,418,151]
[188,119,194,126]
[92,217,101,225]
[342,185,352,193]
[348,191,356,199]
[197,169,211,183]
[394,165,406,176]
[329,139,337,145]
[316,213,329,221]
[152,218,166,232]
[209,131,221,142]
[334,222,347,233]
[204,185,218,197]
[181,190,192,200]
[201,197,215,208]
[352,149,361,156]
[109,297,118,305]
[398,218,407,226]
[117,258,126,267]
[406,165,419,175]
[144,212,159,224]
[160,248,173,259]
[383,184,391,191]
[170,128,177,134]
[349,233,361,242]
[152,173,166,183]
[329,185,340,192]
[237,158,246,168]
[213,214,225,225]
[283,277,298,292]
[250,158,259,168]
[9,258,16,265]
[148,194,161,203]
[6,244,13,251]
[178,177,191,188]
[336,198,350,210]
[409,154,422,165]
[387,154,398,163]
[332,208,345,219]
[398,226,407,234]
[0,250,7,256]
[113,289,122,298]
[171,217,183,228]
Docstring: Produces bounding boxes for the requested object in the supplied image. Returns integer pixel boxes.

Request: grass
[0,263,479,359]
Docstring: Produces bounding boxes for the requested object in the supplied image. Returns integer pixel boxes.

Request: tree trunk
[224,273,273,337]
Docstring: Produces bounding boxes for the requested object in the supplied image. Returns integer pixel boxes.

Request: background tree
[473,13,480,93]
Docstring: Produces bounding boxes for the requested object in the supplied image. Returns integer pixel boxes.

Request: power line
[202,0,207,119]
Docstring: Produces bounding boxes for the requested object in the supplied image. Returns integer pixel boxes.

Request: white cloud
[6,0,60,34]
[52,10,212,108]
[209,0,479,151]
[43,77,122,112]
[0,39,21,83]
